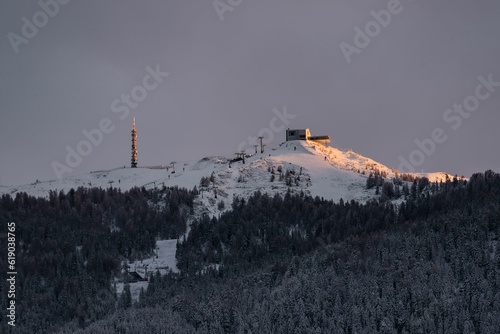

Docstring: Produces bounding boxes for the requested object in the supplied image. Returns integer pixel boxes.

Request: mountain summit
[1,139,455,210]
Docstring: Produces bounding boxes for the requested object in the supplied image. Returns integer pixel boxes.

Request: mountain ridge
[1,140,457,207]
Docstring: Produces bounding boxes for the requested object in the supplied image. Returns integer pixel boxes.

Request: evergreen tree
[119,283,132,309]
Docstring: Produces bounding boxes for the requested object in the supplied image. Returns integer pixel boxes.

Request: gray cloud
[1,0,499,185]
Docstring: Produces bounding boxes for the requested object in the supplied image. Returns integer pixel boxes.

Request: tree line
[59,170,499,333]
[1,170,499,333]
[0,185,196,333]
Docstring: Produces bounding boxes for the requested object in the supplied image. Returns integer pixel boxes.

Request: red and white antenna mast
[131,117,138,168]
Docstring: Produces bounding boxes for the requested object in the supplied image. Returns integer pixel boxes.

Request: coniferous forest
[1,171,499,333]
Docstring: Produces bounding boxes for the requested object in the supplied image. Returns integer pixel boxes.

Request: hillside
[54,170,500,334]
[0,141,496,333]
[0,140,456,211]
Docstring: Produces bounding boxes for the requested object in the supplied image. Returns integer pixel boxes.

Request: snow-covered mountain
[2,139,458,302]
[1,140,454,211]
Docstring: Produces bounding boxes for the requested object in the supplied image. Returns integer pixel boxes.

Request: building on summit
[285,128,330,144]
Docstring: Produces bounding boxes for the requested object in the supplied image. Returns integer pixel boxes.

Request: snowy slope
[115,239,179,303]
[0,140,455,205]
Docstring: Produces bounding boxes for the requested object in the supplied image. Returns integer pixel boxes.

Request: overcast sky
[1,0,499,186]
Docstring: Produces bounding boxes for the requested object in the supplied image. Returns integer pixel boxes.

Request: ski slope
[115,239,179,303]
[0,140,455,206]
